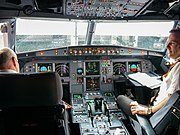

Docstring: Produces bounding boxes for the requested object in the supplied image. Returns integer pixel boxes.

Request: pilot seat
[134,90,180,135]
[0,72,69,135]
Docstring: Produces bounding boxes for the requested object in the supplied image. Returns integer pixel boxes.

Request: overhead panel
[65,0,150,19]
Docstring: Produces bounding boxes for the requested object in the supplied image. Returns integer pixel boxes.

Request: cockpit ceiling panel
[65,0,150,18]
[2,0,179,20]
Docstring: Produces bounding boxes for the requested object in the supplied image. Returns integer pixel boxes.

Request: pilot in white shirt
[155,60,180,105]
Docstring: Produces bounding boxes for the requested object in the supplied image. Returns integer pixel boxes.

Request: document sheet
[128,72,162,89]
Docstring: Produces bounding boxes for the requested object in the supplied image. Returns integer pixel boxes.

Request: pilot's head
[166,28,180,60]
[0,47,19,73]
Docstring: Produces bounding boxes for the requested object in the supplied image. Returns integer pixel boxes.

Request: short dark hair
[169,27,180,34]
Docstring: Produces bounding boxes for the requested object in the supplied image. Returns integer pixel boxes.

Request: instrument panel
[20,46,159,93]
[19,46,162,135]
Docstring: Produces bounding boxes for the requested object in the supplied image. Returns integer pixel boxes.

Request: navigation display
[113,62,126,75]
[85,62,100,75]
[128,62,141,73]
[37,63,53,72]
[86,77,100,91]
[55,63,69,77]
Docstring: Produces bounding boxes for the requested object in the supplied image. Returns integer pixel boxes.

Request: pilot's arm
[130,96,170,116]
[131,63,180,115]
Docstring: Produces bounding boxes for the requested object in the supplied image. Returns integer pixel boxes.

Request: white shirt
[155,62,180,105]
[0,69,17,73]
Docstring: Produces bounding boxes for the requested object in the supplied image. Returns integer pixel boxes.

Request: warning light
[141,50,144,54]
[55,49,58,55]
[40,51,44,56]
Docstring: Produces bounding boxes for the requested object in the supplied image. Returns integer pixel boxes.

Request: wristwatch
[147,106,152,115]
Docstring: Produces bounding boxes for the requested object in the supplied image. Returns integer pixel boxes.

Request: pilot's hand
[130,101,148,115]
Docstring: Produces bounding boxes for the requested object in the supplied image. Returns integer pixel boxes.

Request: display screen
[86,77,100,91]
[113,62,126,75]
[55,63,69,77]
[128,62,141,73]
[85,62,100,75]
[37,63,53,72]
[77,68,83,75]
[104,92,113,97]
[73,94,82,99]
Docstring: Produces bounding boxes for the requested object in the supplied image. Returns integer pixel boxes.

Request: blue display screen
[37,63,53,72]
[77,68,83,75]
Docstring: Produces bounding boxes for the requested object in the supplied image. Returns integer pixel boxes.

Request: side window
[0,23,8,48]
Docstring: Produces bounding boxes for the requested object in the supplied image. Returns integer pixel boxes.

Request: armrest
[135,114,156,135]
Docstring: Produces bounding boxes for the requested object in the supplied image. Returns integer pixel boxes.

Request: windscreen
[16,19,174,53]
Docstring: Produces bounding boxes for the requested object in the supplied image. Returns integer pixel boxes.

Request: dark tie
[163,61,179,78]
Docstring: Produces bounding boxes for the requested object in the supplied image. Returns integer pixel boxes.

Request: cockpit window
[16,19,88,53]
[16,19,174,53]
[93,22,174,51]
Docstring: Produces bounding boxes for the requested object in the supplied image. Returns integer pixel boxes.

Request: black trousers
[117,95,137,120]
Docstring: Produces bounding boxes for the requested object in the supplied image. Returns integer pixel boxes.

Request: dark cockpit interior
[0,0,180,135]
[1,0,180,20]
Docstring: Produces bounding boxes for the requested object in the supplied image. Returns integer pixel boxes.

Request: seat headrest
[0,72,63,107]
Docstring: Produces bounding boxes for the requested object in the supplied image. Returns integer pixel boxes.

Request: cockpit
[0,0,180,135]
